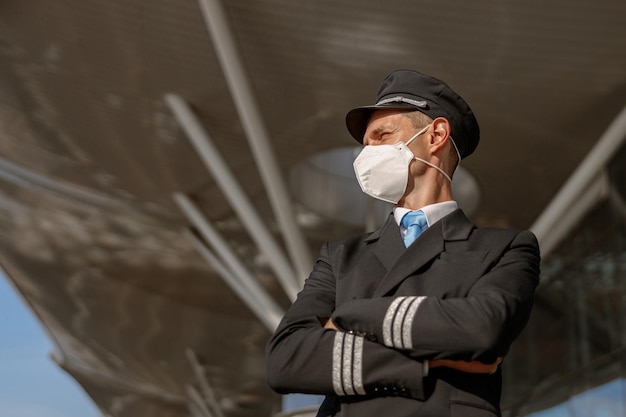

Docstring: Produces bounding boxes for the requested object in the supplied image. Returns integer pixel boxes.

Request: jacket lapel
[372,209,475,297]
[365,214,406,272]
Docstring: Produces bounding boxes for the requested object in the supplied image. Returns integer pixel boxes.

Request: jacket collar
[365,208,474,244]
[367,209,475,297]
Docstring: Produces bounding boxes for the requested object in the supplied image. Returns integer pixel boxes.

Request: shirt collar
[393,201,458,228]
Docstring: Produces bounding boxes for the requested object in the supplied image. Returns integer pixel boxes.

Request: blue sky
[529,378,625,417]
[0,273,99,417]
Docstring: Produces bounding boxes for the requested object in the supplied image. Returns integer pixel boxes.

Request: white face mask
[353,124,452,204]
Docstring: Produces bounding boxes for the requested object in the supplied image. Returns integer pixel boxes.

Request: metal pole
[531,105,626,256]
[197,0,312,283]
[537,172,608,258]
[182,228,282,332]
[174,193,283,331]
[166,94,299,301]
[186,349,226,417]
[187,385,215,417]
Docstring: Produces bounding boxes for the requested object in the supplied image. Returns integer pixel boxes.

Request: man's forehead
[367,109,411,129]
[371,108,412,118]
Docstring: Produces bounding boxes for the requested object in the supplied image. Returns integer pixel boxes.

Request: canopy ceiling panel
[0,0,624,416]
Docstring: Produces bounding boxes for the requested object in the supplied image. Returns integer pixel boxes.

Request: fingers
[323,318,339,331]
[487,357,503,374]
[430,357,503,374]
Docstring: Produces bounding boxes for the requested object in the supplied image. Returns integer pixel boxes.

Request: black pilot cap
[346,69,480,160]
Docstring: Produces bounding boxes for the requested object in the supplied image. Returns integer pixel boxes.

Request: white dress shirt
[393,201,459,236]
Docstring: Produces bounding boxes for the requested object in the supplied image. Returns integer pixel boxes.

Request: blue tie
[401,210,428,247]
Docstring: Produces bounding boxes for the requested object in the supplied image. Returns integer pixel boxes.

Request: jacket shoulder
[469,227,540,255]
[472,227,537,241]
[326,231,372,254]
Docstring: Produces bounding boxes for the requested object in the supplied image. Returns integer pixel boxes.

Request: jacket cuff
[331,331,426,400]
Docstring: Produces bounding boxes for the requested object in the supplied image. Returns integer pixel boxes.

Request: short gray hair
[402,110,459,174]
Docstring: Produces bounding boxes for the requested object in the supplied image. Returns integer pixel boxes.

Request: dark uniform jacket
[266,209,540,417]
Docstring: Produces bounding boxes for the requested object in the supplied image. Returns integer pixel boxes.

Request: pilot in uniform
[266,70,540,417]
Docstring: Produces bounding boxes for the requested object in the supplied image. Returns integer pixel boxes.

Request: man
[266,70,540,417]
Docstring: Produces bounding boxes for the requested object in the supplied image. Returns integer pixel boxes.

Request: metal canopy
[0,0,625,416]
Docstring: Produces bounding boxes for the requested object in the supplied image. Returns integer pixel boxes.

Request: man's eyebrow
[371,123,397,135]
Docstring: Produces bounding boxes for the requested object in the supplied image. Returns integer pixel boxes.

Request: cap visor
[346,103,419,143]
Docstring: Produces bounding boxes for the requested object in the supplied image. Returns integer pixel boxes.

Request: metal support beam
[166,94,299,301]
[174,193,283,332]
[187,400,209,417]
[187,385,216,417]
[197,0,312,283]
[536,171,608,258]
[186,349,226,417]
[181,227,282,332]
[531,105,626,257]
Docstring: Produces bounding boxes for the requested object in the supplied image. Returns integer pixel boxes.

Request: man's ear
[429,117,452,152]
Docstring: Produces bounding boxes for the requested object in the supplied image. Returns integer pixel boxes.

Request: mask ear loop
[449,136,462,179]
[402,123,454,184]
[413,157,453,184]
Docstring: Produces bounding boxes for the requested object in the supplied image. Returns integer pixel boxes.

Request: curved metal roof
[0,1,625,416]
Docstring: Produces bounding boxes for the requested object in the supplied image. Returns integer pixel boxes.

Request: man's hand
[429,357,503,374]
[323,318,339,331]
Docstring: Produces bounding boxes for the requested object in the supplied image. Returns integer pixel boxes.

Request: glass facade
[502,143,626,416]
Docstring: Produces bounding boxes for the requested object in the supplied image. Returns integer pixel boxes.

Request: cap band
[376,96,428,108]
[345,70,480,158]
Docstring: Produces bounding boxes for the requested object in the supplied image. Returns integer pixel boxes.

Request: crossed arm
[323,318,502,374]
[266,230,539,399]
